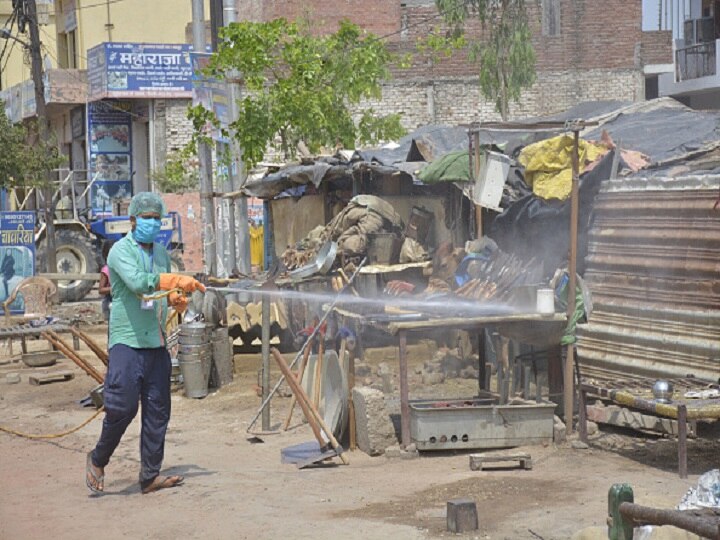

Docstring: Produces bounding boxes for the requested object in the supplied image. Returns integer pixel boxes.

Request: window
[57,29,78,69]
[542,0,561,37]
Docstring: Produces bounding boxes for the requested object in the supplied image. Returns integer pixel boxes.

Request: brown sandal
[141,475,184,494]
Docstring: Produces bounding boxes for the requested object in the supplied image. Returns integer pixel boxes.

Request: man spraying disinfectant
[86,192,205,494]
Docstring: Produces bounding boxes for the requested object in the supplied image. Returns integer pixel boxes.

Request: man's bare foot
[85,452,104,493]
[141,475,184,494]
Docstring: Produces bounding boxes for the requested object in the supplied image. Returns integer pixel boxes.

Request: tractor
[9,169,185,302]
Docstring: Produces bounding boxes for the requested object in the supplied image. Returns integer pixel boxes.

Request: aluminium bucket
[178,356,209,399]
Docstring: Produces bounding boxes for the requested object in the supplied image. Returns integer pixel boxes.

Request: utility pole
[24,0,57,273]
[191,0,217,275]
[222,0,250,275]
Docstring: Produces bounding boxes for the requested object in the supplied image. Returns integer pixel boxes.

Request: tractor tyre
[37,229,100,302]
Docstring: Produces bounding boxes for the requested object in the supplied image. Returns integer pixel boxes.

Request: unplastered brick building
[235,0,673,126]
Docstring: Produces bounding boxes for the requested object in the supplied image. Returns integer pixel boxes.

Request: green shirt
[107,233,170,350]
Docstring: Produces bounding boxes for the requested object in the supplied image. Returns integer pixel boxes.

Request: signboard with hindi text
[88,42,194,100]
[0,212,36,314]
[191,52,230,143]
[87,101,133,216]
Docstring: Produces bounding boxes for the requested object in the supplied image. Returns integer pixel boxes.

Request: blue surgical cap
[127,192,166,217]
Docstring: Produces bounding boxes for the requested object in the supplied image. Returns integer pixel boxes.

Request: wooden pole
[69,327,108,366]
[42,331,104,384]
[473,131,483,238]
[283,338,313,430]
[564,129,581,432]
[398,330,410,447]
[273,350,325,445]
[619,502,720,539]
[272,348,349,465]
[341,339,357,451]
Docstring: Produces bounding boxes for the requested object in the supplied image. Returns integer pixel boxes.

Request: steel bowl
[316,241,338,275]
[289,241,338,281]
[652,380,674,403]
[21,350,60,368]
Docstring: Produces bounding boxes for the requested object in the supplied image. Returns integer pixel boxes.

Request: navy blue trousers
[91,344,171,487]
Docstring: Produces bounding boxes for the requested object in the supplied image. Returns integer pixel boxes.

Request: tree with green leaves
[0,102,64,189]
[434,0,537,120]
[188,18,406,171]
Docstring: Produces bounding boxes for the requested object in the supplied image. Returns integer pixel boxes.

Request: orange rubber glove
[168,291,189,313]
[158,273,206,293]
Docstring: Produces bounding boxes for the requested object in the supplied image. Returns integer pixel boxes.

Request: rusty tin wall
[576,175,720,382]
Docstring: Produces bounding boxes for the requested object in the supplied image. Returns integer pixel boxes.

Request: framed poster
[0,211,36,314]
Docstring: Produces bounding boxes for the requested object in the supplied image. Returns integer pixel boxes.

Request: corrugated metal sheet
[576,175,720,382]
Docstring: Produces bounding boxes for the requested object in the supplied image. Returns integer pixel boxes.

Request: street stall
[240,118,617,450]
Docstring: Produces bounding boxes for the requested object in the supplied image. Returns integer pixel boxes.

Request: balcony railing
[676,40,717,81]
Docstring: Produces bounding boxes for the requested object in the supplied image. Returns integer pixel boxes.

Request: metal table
[335,308,567,447]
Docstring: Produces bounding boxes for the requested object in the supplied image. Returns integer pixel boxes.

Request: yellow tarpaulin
[518,135,607,201]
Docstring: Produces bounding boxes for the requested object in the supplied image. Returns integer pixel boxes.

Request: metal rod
[192,0,217,275]
[222,0,250,275]
[261,295,271,431]
[678,404,688,479]
[246,258,367,433]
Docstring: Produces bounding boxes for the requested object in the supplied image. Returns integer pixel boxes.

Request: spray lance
[141,258,367,435]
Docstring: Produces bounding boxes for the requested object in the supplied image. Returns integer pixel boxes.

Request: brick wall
[640,31,673,65]
[235,0,400,36]
[390,0,648,77]
[356,68,642,128]
[165,99,194,154]
[231,0,662,122]
[161,191,204,271]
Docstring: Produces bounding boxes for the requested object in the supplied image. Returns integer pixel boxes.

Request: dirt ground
[1,325,718,540]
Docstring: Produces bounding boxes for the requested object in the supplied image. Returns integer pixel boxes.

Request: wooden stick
[283,338,314,431]
[42,331,104,384]
[274,349,325,445]
[343,339,357,451]
[619,502,720,539]
[272,348,349,465]
[69,327,108,366]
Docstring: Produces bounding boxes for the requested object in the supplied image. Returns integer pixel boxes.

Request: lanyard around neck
[135,242,154,272]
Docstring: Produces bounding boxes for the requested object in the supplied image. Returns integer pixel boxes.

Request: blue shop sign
[88,42,194,100]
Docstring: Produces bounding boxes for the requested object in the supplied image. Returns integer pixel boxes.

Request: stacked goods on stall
[281,195,405,272]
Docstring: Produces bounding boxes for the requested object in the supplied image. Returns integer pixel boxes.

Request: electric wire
[0,11,17,71]
[69,0,128,13]
[0,11,19,80]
